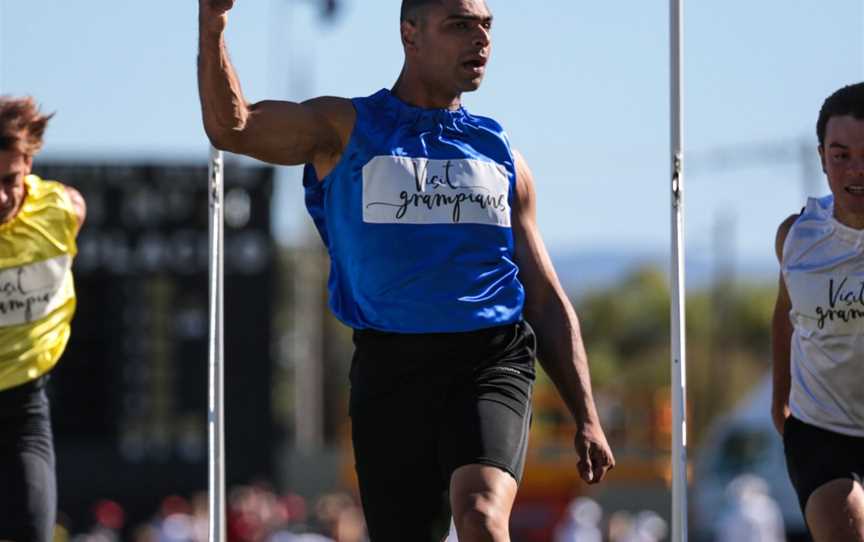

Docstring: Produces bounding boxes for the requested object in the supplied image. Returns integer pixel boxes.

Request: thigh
[439,321,535,484]
[0,388,56,542]
[784,416,864,518]
[805,478,864,542]
[349,350,451,541]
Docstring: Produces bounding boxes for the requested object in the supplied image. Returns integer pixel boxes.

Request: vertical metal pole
[669,0,688,541]
[207,146,226,542]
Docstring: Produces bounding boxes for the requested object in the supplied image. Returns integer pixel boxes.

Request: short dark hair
[400,0,441,22]
[817,82,864,147]
[0,96,53,157]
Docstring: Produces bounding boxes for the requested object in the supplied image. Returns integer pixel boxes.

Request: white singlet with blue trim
[783,194,864,437]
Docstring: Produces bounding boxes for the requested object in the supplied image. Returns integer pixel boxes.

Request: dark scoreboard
[34,162,277,529]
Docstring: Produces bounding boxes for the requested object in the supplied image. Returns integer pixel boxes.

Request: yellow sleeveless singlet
[0,174,78,391]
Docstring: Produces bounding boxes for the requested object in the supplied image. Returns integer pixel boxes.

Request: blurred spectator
[131,524,159,542]
[629,511,668,542]
[610,510,667,542]
[154,494,197,542]
[67,485,369,542]
[280,493,309,527]
[714,474,784,542]
[553,497,603,542]
[189,492,209,542]
[228,484,288,542]
[92,500,125,533]
[311,492,366,542]
[157,511,195,542]
[69,500,126,542]
[268,533,333,542]
[607,511,634,542]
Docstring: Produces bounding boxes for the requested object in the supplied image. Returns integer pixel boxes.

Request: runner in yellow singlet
[0,96,86,542]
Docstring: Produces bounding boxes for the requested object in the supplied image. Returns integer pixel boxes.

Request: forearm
[197,18,249,149]
[525,291,599,427]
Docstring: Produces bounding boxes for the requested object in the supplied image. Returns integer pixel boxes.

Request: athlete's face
[0,150,30,225]
[404,0,493,94]
[820,115,864,227]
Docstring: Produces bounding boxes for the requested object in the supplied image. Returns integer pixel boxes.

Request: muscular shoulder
[62,185,86,232]
[302,96,354,120]
[513,149,528,177]
[301,96,356,147]
[775,213,799,263]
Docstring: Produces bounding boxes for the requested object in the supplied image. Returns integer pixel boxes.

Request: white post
[669,0,688,541]
[207,146,227,542]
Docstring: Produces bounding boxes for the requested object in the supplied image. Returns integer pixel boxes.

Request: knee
[806,479,864,542]
[454,494,508,542]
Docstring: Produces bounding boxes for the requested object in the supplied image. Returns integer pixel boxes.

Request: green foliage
[579,267,670,360]
[571,264,778,443]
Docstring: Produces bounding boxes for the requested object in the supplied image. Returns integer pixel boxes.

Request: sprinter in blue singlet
[198,1,615,540]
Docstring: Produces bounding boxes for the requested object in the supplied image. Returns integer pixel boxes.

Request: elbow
[206,133,235,153]
[204,124,246,154]
[201,102,251,153]
[523,284,569,321]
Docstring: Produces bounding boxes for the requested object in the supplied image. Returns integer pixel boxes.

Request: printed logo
[0,255,71,326]
[362,156,510,226]
[815,277,864,329]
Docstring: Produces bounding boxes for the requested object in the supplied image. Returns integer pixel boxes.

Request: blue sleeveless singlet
[303,89,524,332]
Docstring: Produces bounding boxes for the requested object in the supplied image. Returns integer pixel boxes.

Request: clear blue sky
[1,1,861,269]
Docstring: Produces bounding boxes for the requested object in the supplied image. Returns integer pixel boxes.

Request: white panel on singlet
[362,156,511,227]
[0,254,72,326]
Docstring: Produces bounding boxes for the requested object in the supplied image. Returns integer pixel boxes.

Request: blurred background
[1,0,862,540]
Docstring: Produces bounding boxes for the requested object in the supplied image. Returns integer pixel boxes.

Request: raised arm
[771,214,797,435]
[197,0,355,176]
[511,150,615,484]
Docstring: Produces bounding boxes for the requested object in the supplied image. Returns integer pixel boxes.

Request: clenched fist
[574,421,615,484]
[200,0,235,13]
[199,0,236,33]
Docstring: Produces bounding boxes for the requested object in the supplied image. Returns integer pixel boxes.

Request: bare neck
[834,208,864,230]
[391,68,462,111]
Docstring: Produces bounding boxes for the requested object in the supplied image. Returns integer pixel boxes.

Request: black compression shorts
[783,415,864,516]
[349,320,536,542]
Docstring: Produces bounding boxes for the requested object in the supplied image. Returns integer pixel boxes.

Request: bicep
[774,272,792,318]
[232,97,354,167]
[775,214,798,261]
[511,152,562,311]
[772,272,793,347]
[772,214,797,334]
